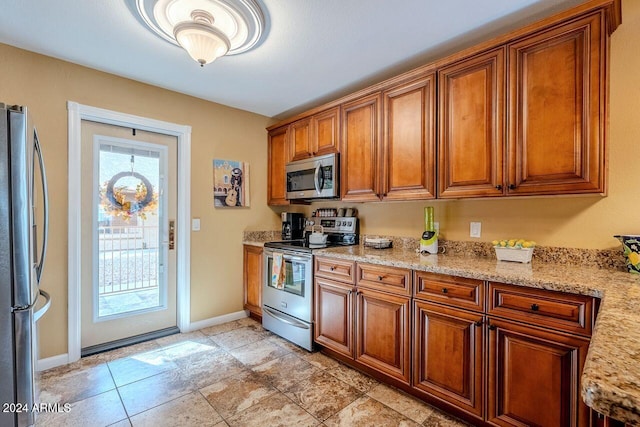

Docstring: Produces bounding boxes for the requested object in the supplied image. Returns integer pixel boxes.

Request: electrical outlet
[192,218,201,231]
[470,222,481,238]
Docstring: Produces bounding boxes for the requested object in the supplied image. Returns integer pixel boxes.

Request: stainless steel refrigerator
[0,103,51,427]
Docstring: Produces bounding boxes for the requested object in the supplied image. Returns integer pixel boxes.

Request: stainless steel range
[262,216,358,351]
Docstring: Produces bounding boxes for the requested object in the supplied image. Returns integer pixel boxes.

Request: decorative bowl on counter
[494,247,534,263]
[492,239,536,263]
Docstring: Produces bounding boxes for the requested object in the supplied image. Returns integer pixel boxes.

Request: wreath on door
[99,171,158,221]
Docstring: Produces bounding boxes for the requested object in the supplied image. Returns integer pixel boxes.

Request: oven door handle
[283,254,311,263]
[263,307,311,330]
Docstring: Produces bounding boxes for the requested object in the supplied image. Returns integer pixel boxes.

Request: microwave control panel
[305,217,357,234]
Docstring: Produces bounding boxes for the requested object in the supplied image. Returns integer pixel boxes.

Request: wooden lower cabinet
[314,277,353,358]
[356,288,411,384]
[242,245,263,319]
[314,259,411,385]
[413,300,484,418]
[487,317,591,427]
[591,411,628,427]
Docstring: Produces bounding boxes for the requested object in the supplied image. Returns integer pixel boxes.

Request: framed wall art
[213,159,250,207]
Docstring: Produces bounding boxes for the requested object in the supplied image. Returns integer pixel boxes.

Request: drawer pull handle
[378,275,384,281]
[531,303,539,311]
[442,288,448,294]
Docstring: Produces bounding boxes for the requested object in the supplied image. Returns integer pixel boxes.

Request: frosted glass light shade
[174,22,230,66]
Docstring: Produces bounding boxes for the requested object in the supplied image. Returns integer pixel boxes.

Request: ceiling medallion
[136,0,265,66]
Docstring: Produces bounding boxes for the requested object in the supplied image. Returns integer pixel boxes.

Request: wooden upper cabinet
[289,107,340,161]
[341,93,382,202]
[507,12,606,195]
[382,73,436,201]
[438,48,505,199]
[313,106,340,156]
[289,118,312,161]
[267,126,290,205]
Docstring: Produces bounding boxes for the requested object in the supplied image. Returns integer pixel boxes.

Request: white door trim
[67,101,191,363]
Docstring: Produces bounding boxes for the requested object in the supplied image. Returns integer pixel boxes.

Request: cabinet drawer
[488,282,593,336]
[315,257,356,284]
[414,272,485,312]
[357,263,411,296]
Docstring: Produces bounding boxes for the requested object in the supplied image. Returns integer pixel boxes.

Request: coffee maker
[281,212,305,240]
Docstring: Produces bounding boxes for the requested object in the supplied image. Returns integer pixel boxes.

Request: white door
[80,121,178,351]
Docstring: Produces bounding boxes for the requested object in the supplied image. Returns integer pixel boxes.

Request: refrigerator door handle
[33,289,51,322]
[33,127,48,284]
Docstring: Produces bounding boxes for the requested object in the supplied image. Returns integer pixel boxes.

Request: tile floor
[36,317,470,427]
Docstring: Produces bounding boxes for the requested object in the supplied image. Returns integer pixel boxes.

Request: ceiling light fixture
[173,10,230,66]
[136,0,265,67]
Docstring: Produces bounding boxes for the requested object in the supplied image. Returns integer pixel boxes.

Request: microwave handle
[314,163,323,193]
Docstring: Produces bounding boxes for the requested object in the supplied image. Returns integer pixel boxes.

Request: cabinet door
[267,126,290,205]
[341,93,382,201]
[355,288,411,384]
[382,73,436,201]
[314,277,353,358]
[313,106,340,156]
[289,118,313,161]
[507,13,605,195]
[413,301,484,418]
[488,318,591,427]
[243,245,263,318]
[438,48,505,198]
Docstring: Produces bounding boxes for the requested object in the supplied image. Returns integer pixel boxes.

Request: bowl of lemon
[492,239,536,263]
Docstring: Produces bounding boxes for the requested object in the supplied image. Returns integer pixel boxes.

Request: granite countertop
[313,245,640,424]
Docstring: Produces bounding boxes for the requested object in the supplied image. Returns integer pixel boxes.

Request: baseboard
[188,310,248,332]
[37,353,69,372]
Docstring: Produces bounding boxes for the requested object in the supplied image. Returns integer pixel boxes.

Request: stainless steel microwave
[285,153,339,200]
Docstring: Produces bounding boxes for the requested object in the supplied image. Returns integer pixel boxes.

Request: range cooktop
[264,238,357,253]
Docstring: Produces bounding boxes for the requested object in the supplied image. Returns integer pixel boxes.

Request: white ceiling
[0,0,587,119]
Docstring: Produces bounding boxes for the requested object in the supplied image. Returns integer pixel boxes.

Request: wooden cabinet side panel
[341,94,382,201]
[243,245,263,316]
[507,13,605,195]
[356,288,411,384]
[267,127,290,205]
[438,48,505,198]
[382,74,436,200]
[488,318,590,427]
[314,278,354,358]
[412,301,484,417]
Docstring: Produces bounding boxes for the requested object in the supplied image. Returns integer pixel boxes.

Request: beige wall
[306,0,640,251]
[0,44,280,358]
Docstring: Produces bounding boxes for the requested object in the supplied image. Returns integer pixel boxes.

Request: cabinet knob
[488,324,497,330]
[378,275,384,281]
[495,185,503,190]
[441,288,448,294]
[531,303,539,311]
[475,319,483,326]
[330,266,335,271]
[508,184,516,190]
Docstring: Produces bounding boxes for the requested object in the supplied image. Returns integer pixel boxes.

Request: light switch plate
[192,218,201,231]
[470,222,481,238]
